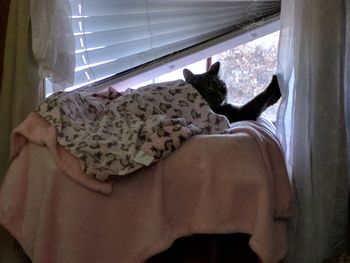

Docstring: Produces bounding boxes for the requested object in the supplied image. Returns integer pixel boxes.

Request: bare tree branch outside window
[216,31,280,120]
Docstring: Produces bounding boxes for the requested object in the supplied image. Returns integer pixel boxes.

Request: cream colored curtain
[0,0,42,182]
[277,0,349,261]
[0,0,43,261]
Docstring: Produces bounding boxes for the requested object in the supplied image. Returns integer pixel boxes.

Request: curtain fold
[276,0,349,261]
[0,0,42,259]
[30,0,76,91]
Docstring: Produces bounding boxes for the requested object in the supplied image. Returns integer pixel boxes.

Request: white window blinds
[69,0,281,89]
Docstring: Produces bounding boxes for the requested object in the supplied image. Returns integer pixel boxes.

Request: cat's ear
[208,62,220,76]
[183,68,194,82]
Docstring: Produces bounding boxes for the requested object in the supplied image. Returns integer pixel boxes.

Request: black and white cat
[183,62,281,123]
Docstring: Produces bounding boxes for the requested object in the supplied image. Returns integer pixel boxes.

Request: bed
[0,84,292,263]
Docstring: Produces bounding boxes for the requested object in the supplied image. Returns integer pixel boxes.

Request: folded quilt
[34,80,230,181]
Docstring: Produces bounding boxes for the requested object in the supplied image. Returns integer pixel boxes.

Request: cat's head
[183,62,227,107]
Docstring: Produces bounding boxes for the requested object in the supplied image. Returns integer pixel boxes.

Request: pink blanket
[1,115,292,263]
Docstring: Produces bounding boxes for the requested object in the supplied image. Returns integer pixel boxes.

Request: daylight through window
[131,31,280,121]
[46,30,280,121]
[214,31,280,120]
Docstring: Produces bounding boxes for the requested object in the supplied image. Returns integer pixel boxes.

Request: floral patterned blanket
[35,80,230,181]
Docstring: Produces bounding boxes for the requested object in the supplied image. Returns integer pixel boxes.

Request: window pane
[214,31,280,120]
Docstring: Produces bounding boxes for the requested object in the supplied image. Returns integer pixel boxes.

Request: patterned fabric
[35,80,230,181]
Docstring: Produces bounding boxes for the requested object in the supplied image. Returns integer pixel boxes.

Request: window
[46,27,280,121]
[43,0,280,94]
[214,30,279,120]
[44,1,281,121]
[129,31,280,120]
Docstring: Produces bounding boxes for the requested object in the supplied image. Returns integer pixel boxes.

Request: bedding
[0,113,292,263]
[33,80,229,181]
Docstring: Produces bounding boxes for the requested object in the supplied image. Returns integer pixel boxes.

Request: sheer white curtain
[0,0,42,262]
[277,0,349,262]
[30,0,75,90]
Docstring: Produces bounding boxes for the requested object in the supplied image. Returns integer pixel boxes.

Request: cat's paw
[267,75,281,104]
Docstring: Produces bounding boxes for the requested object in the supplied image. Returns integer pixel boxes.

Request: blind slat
[74,11,261,52]
[75,16,256,68]
[69,0,280,88]
[74,36,209,84]
[72,2,278,33]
